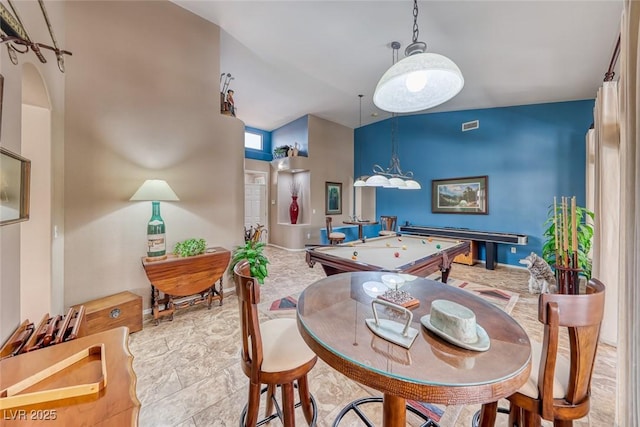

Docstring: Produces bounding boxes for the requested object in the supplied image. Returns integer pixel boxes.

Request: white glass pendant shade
[398,179,422,190]
[374,53,464,113]
[365,175,390,187]
[388,177,407,188]
[354,177,367,187]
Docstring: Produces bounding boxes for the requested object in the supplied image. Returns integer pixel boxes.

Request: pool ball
[394,252,400,258]
[353,251,358,256]
[428,238,433,242]
[436,244,441,249]
[397,237,402,242]
[352,255,357,260]
[348,242,355,247]
[421,240,426,244]
[402,245,407,250]
[386,243,391,247]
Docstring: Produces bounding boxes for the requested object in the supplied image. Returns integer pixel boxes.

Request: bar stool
[326,217,345,245]
[473,279,606,427]
[234,260,318,427]
[378,215,397,236]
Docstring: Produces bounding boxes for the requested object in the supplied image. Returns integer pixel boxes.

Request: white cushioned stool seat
[329,232,346,239]
[518,340,570,399]
[378,230,396,236]
[260,318,316,373]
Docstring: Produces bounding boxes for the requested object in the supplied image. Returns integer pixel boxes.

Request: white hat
[421,299,490,352]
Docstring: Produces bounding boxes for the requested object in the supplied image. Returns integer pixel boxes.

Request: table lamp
[130,179,179,260]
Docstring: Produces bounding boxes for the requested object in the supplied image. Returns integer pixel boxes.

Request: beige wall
[63,1,244,309]
[20,104,52,322]
[268,115,353,249]
[0,1,66,342]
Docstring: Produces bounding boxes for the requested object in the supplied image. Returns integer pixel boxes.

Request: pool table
[306,234,470,282]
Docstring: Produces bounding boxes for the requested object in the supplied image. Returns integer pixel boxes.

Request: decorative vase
[289,196,299,224]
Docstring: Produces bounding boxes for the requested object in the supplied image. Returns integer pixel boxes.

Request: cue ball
[436,244,441,249]
[394,252,400,257]
[402,245,407,250]
[398,237,402,241]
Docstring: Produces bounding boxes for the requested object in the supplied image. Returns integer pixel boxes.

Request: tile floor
[128,246,616,426]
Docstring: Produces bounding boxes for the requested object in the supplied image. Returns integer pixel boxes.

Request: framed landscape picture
[431,176,488,214]
[325,182,342,215]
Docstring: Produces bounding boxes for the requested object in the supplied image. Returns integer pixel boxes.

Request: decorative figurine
[226,89,236,117]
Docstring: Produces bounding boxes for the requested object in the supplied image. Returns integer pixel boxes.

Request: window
[244,132,262,150]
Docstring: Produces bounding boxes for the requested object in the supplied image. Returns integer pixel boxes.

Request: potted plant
[541,199,594,279]
[173,238,207,257]
[228,240,269,284]
[272,145,290,159]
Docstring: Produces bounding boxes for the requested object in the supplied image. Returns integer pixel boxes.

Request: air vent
[462,120,479,132]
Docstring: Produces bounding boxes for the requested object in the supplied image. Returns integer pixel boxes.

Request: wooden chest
[72,291,142,335]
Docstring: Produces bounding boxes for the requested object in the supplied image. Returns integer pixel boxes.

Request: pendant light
[365,43,421,190]
[373,0,464,113]
[354,94,368,187]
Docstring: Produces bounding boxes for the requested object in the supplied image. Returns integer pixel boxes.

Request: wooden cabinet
[453,240,477,266]
[72,291,142,335]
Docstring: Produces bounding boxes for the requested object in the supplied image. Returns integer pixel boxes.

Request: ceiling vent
[462,120,479,132]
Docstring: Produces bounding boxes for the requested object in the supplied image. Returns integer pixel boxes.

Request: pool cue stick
[554,197,559,264]
[562,197,569,267]
[571,196,578,258]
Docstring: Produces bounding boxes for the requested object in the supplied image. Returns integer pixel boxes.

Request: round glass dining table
[296,272,531,427]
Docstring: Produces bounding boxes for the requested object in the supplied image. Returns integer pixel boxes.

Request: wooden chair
[475,278,606,427]
[378,215,397,236]
[326,217,345,245]
[234,260,318,427]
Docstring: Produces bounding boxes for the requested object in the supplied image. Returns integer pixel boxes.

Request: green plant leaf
[174,238,207,257]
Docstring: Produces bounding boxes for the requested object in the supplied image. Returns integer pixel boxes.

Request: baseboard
[267,243,307,252]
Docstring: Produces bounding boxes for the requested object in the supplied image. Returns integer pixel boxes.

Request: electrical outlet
[511,247,517,254]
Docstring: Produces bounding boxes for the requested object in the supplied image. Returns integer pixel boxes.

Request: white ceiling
[173,1,623,131]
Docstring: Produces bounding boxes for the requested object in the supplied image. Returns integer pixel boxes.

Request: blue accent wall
[272,116,309,157]
[244,126,272,161]
[354,100,593,266]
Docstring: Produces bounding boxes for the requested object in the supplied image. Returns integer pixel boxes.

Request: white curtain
[617,1,640,425]
[589,82,620,345]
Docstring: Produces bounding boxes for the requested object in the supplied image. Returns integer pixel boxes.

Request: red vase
[289,196,299,224]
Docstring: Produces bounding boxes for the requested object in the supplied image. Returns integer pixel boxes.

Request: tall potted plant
[541,198,594,279]
[228,240,269,284]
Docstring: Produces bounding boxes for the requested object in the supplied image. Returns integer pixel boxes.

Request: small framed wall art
[325,181,342,215]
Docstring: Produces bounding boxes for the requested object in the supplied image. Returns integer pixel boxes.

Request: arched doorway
[20,63,54,321]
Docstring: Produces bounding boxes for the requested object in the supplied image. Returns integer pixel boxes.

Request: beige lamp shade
[130,179,179,201]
